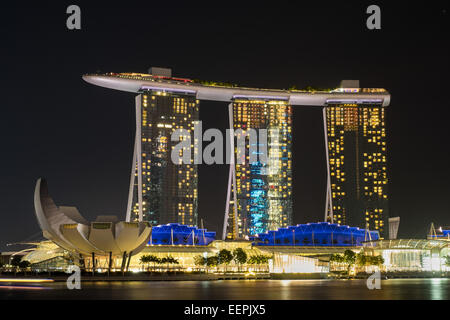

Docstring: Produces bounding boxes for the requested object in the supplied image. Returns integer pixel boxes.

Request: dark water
[0,279,449,300]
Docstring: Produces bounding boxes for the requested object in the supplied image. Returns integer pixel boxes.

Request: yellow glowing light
[0,278,54,283]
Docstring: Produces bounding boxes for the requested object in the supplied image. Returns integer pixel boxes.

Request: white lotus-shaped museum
[34,178,151,258]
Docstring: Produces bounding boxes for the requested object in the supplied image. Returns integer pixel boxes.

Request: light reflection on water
[0,279,448,300]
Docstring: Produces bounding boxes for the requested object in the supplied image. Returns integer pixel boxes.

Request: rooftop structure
[82,73,390,106]
[150,223,216,246]
[428,223,450,241]
[389,217,400,239]
[250,222,379,247]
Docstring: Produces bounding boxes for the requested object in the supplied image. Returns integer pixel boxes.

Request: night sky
[1,1,449,250]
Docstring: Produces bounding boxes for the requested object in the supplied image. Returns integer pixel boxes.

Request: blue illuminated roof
[149,223,216,246]
[436,227,450,238]
[250,222,379,247]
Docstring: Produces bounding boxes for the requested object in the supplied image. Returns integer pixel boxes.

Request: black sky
[1,1,449,250]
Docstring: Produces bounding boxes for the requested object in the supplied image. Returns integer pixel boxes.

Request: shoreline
[0,272,449,282]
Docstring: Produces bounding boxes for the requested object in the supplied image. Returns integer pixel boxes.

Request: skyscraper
[224,99,293,239]
[324,98,389,237]
[126,90,200,226]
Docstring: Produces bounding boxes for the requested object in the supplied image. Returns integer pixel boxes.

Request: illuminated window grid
[227,99,292,239]
[131,92,199,227]
[326,104,389,237]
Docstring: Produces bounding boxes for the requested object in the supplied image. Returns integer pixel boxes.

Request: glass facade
[130,91,199,226]
[325,103,389,237]
[227,99,292,239]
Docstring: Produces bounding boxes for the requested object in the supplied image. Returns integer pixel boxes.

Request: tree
[206,256,219,267]
[329,250,357,275]
[10,256,22,268]
[149,255,161,266]
[343,250,356,265]
[372,255,384,266]
[257,255,271,264]
[140,255,151,271]
[19,261,30,269]
[343,250,356,274]
[330,253,344,264]
[356,251,367,267]
[160,256,179,269]
[354,252,384,272]
[233,248,247,272]
[194,255,207,267]
[218,249,233,272]
[247,255,271,272]
[140,254,160,271]
[444,256,450,267]
[166,256,179,265]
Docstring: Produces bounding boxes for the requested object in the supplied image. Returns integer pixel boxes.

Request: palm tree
[139,255,150,271]
[159,256,179,271]
[140,254,160,272]
[149,255,161,271]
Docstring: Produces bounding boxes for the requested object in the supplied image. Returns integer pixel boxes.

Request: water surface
[0,279,448,300]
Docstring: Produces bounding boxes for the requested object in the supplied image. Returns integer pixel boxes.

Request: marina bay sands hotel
[83,67,391,239]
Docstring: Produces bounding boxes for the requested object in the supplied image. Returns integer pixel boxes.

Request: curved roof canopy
[363,239,450,250]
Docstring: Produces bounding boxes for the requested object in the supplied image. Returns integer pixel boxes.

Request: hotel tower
[126,68,199,226]
[324,81,389,237]
[224,99,293,240]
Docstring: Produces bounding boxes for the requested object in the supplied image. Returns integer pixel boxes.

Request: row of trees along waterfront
[194,249,271,273]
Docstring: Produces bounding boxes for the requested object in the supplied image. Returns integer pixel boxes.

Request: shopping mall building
[19,222,450,276]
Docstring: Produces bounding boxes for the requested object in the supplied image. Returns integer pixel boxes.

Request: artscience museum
[34,178,151,272]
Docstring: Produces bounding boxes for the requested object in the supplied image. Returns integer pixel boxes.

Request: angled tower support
[223,103,239,240]
[126,95,143,222]
[323,107,334,223]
